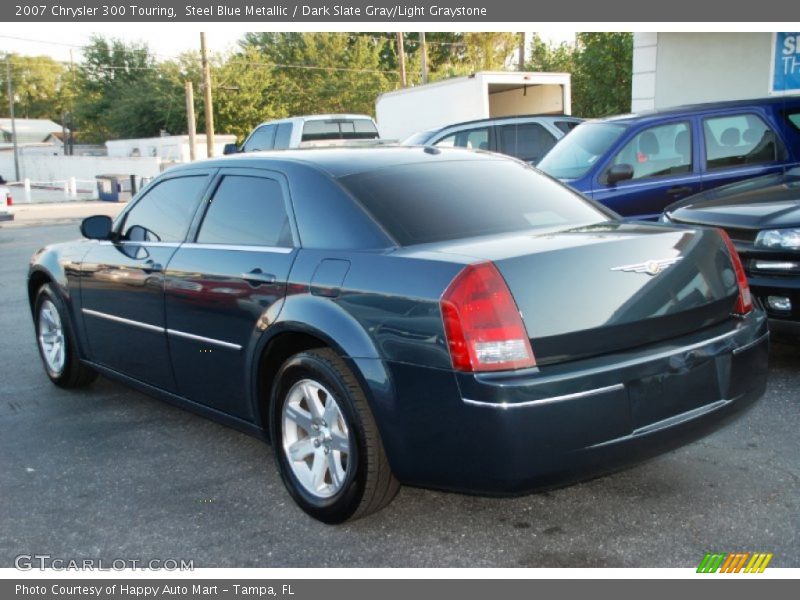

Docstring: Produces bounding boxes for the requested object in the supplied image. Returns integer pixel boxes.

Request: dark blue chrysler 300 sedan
[28,147,768,523]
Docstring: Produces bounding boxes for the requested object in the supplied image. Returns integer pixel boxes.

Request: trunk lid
[426,222,739,365]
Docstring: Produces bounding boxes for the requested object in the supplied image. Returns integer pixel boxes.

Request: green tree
[74,36,189,142]
[240,33,395,116]
[0,54,74,121]
[527,32,633,118]
[572,33,633,117]
[212,47,285,141]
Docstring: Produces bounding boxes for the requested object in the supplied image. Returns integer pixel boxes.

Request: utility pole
[5,57,20,181]
[420,32,428,84]
[396,32,407,88]
[184,81,197,161]
[200,32,215,157]
[61,110,68,156]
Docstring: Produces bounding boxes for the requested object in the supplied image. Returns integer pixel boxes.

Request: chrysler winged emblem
[610,257,682,276]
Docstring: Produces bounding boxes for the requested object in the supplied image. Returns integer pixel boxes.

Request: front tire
[270,348,399,523]
[34,283,97,388]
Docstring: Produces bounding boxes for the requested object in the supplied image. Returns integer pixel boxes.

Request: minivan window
[339,160,609,246]
[703,113,780,170]
[122,176,206,242]
[538,122,627,180]
[497,122,557,163]
[434,127,490,150]
[243,125,277,151]
[788,111,800,131]
[197,176,292,247]
[607,122,692,181]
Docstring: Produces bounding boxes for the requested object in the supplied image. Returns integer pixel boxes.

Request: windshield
[538,122,627,180]
[338,160,611,246]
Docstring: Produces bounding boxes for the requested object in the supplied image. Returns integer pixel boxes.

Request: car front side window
[243,125,277,152]
[606,122,692,181]
[121,176,207,242]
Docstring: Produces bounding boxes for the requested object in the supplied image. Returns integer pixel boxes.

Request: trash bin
[95,174,133,202]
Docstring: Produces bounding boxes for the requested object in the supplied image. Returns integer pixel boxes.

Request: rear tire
[34,284,97,389]
[270,348,399,523]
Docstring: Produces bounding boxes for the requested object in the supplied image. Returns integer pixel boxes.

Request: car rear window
[338,160,610,246]
[554,120,580,134]
[301,119,379,141]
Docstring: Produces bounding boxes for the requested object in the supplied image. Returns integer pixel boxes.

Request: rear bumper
[369,310,769,494]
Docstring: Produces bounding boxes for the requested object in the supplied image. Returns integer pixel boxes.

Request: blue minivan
[538,97,800,219]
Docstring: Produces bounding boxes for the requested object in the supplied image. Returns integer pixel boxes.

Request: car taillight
[440,262,536,372]
[718,228,753,315]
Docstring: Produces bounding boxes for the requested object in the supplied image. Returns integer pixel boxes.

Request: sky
[0,27,576,62]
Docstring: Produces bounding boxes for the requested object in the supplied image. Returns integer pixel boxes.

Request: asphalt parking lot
[1,221,798,568]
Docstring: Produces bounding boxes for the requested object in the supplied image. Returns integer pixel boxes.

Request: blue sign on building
[772,32,800,94]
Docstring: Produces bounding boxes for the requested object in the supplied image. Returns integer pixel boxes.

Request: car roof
[254,114,375,127]
[170,146,505,178]
[425,113,582,133]
[597,95,800,124]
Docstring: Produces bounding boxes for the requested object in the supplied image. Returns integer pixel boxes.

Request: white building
[0,118,67,145]
[632,32,800,112]
[105,134,237,162]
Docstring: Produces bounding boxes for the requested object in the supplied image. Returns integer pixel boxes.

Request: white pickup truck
[226,114,383,154]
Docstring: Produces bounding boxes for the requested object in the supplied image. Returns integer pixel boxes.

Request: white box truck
[376,71,572,142]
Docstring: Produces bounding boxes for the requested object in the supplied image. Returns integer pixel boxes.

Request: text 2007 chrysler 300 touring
[28,147,769,523]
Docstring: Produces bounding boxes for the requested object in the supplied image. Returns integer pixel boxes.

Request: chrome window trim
[180,243,294,254]
[166,329,242,351]
[96,241,181,248]
[462,383,626,409]
[81,308,164,333]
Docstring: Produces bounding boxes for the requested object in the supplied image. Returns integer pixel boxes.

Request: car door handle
[666,185,693,196]
[142,259,163,273]
[242,268,276,286]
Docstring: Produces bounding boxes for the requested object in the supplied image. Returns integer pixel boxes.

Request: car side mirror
[80,215,113,240]
[223,143,240,155]
[606,163,634,185]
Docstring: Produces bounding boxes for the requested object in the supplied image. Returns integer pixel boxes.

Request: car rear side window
[608,121,692,181]
[703,113,782,170]
[243,125,277,151]
[554,120,580,134]
[197,175,293,247]
[497,122,557,163]
[121,176,207,242]
[339,160,609,246]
